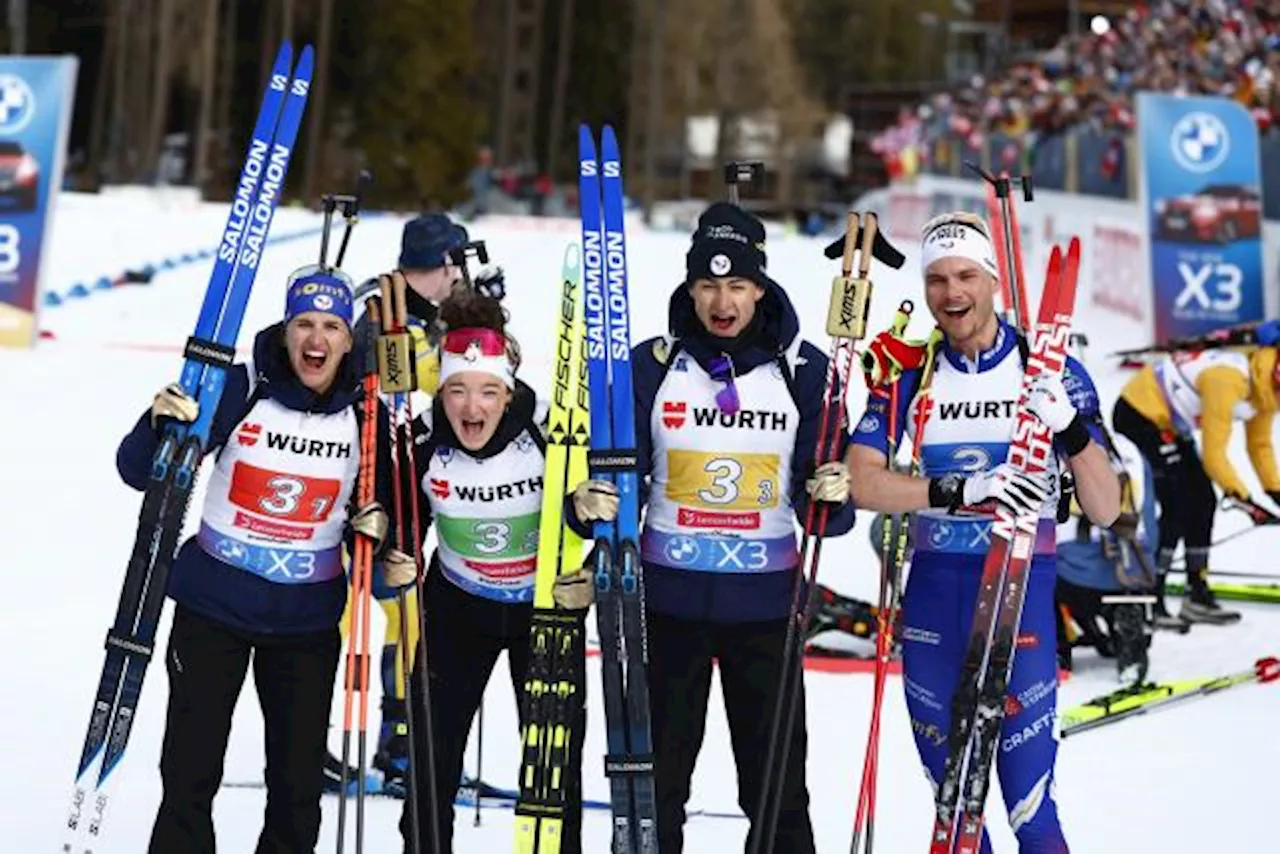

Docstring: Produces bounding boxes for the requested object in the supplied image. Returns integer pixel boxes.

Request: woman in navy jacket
[117,268,388,853]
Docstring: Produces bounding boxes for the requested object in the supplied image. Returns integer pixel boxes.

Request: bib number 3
[698,458,742,504]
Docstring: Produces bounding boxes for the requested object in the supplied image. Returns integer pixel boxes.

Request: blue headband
[285,270,354,328]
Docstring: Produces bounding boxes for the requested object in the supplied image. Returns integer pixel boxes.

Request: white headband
[438,352,515,389]
[921,219,999,277]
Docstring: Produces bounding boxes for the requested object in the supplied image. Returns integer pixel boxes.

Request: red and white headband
[439,327,515,389]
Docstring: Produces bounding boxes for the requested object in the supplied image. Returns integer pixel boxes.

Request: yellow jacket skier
[1112,346,1280,624]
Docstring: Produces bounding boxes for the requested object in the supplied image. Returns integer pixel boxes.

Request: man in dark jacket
[628,202,856,853]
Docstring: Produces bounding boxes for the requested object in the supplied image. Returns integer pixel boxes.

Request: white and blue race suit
[850,321,1102,854]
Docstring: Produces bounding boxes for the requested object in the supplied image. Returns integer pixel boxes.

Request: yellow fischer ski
[514,243,590,854]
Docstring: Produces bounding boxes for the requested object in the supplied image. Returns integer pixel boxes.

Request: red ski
[929,237,1081,854]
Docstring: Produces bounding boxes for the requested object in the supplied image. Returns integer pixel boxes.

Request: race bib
[665,449,781,519]
[228,460,342,527]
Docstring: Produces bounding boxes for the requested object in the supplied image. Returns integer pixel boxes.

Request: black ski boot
[1110,602,1150,685]
[323,749,368,795]
[1181,574,1242,624]
[1180,551,1241,625]
[1151,556,1191,632]
[373,698,410,798]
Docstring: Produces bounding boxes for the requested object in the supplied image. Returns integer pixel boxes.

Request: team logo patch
[515,433,535,453]
[926,520,954,549]
[313,294,334,311]
[856,414,880,434]
[664,536,700,565]
[662,401,687,429]
[709,253,732,276]
[237,423,262,447]
[214,538,247,562]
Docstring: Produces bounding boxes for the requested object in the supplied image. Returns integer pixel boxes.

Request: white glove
[1025,372,1077,433]
[475,264,506,301]
[806,461,851,504]
[151,383,199,427]
[382,548,418,589]
[572,479,619,523]
[962,464,1052,516]
[552,568,594,610]
[349,502,389,549]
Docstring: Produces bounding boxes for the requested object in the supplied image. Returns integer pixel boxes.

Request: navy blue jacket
[117,323,385,635]
[626,279,856,623]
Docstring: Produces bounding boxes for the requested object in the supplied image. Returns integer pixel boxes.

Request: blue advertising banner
[1137,92,1265,343]
[0,56,77,349]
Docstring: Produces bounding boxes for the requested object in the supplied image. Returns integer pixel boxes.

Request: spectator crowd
[873,0,1280,182]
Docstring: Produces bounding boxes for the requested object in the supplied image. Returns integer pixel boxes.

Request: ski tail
[1061,655,1280,737]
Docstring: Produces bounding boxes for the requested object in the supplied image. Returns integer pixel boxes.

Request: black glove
[1233,495,1277,526]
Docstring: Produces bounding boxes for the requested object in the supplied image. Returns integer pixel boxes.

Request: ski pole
[1062,656,1280,738]
[753,212,879,854]
[967,163,1033,333]
[377,274,444,854]
[337,297,382,853]
[474,695,484,827]
[852,312,940,854]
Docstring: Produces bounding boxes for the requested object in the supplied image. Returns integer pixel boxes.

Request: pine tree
[353,0,484,207]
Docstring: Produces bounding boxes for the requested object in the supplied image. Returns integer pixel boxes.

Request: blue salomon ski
[61,42,314,854]
[579,124,658,853]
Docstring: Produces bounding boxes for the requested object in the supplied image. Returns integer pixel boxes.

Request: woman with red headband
[384,287,606,853]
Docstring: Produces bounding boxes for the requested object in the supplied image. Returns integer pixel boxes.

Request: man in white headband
[835,210,1120,852]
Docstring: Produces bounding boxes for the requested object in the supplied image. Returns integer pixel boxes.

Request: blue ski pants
[901,550,1070,853]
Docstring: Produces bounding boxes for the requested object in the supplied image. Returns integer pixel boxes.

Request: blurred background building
[4,0,1279,226]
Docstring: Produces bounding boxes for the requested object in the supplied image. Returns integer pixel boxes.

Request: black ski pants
[648,610,815,854]
[399,568,584,854]
[147,605,339,853]
[1112,397,1216,555]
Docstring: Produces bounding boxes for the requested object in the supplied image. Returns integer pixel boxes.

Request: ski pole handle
[376,273,417,394]
[723,160,765,204]
[1221,495,1280,525]
[826,211,876,340]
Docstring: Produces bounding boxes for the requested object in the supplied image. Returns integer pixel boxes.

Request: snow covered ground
[2,191,1277,852]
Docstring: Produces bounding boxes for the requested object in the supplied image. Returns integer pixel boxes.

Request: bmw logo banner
[1136,92,1265,343]
[0,57,78,349]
